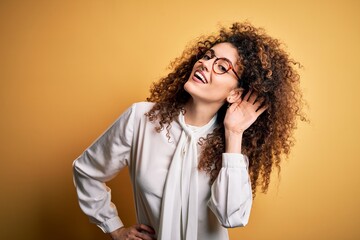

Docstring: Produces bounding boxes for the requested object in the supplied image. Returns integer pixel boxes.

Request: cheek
[212,78,238,93]
[204,84,234,101]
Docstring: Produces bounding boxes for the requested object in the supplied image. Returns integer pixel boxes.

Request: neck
[184,98,223,126]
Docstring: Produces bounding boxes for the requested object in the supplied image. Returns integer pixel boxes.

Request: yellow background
[1,0,359,239]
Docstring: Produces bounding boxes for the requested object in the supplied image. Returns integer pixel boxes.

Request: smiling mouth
[194,71,207,83]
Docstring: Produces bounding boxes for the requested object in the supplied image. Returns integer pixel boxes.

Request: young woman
[73,22,305,240]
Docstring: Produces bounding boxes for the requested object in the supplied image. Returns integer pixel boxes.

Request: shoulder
[124,101,155,122]
[132,101,155,111]
[115,102,154,123]
[131,102,155,116]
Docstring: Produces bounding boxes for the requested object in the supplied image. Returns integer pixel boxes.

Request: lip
[192,70,208,84]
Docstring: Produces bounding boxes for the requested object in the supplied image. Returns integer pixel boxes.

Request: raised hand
[224,90,267,153]
[224,90,268,134]
[109,224,156,240]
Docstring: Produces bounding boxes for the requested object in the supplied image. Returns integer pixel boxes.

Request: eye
[218,64,227,73]
[215,59,230,73]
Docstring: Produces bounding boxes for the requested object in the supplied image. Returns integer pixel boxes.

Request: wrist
[109,227,124,240]
[225,128,244,136]
[225,130,243,153]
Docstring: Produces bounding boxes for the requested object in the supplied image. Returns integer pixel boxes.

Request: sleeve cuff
[98,216,124,233]
[222,153,248,168]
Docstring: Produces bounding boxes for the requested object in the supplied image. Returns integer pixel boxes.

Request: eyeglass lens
[200,50,232,75]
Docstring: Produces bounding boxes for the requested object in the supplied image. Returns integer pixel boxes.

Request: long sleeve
[72,104,136,233]
[208,153,252,228]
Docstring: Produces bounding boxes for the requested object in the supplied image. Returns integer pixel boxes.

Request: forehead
[210,42,240,64]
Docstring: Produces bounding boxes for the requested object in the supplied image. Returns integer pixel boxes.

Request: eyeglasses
[196,47,241,81]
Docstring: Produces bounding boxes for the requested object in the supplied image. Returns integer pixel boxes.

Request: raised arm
[208,90,267,227]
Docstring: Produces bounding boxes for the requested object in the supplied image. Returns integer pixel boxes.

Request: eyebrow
[209,48,238,68]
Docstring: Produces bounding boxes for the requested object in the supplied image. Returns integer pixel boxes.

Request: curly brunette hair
[146,22,306,197]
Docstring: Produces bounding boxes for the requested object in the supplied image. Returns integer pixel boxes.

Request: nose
[199,58,215,73]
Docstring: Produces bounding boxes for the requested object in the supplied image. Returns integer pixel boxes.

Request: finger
[132,237,142,240]
[253,97,265,108]
[255,105,268,116]
[228,100,241,112]
[243,90,252,101]
[136,224,155,234]
[248,91,259,104]
[135,231,155,240]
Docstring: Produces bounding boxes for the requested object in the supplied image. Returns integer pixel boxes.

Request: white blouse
[73,102,252,240]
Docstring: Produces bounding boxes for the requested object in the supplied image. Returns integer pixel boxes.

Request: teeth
[195,71,206,83]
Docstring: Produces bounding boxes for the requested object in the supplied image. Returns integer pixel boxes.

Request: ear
[226,88,243,103]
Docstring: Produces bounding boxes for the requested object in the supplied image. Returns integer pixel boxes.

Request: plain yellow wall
[1,0,359,239]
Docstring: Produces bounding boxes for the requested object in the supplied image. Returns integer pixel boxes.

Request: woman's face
[184,42,241,105]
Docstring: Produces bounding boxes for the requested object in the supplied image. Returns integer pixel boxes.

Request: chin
[184,79,202,98]
[183,79,191,93]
